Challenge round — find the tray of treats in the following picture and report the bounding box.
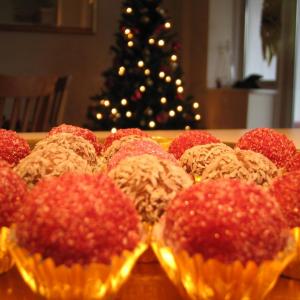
[0,126,300,300]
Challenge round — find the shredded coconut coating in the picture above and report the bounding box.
[168,131,220,159]
[103,128,150,151]
[108,140,177,171]
[48,124,102,155]
[34,133,98,168]
[109,154,193,224]
[0,166,27,227]
[236,128,296,168]
[15,173,140,266]
[0,129,30,166]
[102,135,156,164]
[269,171,300,228]
[180,143,233,177]
[286,152,300,172]
[202,148,280,186]
[14,146,94,187]
[164,179,289,265]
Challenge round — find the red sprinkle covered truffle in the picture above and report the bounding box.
[15,173,140,266]
[48,124,102,155]
[0,159,11,169]
[103,128,150,151]
[236,128,296,168]
[0,166,27,227]
[108,140,177,171]
[168,131,220,159]
[269,171,300,228]
[164,179,289,265]
[0,129,30,166]
[285,152,300,172]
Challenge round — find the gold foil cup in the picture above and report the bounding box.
[283,227,300,279]
[10,241,147,299]
[0,227,14,273]
[152,240,295,300]
[152,136,172,150]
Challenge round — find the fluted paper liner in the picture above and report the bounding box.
[0,227,14,273]
[283,227,300,279]
[10,241,147,299]
[152,239,295,300]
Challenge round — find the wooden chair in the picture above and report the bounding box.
[0,74,70,132]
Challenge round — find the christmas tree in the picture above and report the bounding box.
[86,0,202,131]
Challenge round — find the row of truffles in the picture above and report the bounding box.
[14,125,102,187]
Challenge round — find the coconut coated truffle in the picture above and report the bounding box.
[236,128,296,168]
[202,149,280,186]
[48,124,102,155]
[0,166,27,227]
[269,171,300,228]
[168,131,220,159]
[109,154,193,224]
[180,143,233,177]
[15,146,94,187]
[163,179,289,265]
[0,129,30,166]
[15,173,140,266]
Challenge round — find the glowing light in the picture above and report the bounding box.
[96,113,102,120]
[160,97,167,104]
[118,66,126,76]
[137,60,144,67]
[144,69,151,75]
[126,7,133,14]
[128,41,134,47]
[159,71,166,78]
[139,85,146,92]
[165,76,171,82]
[175,79,182,86]
[124,28,131,35]
[193,102,200,109]
[127,33,133,39]
[185,125,191,130]
[111,108,117,115]
[104,100,110,107]
[169,110,175,117]
[165,22,171,29]
[177,105,183,112]
[100,99,105,105]
[126,111,132,118]
[158,39,165,47]
[171,54,177,61]
[111,128,117,133]
[121,98,127,105]
[177,86,184,93]
[195,114,201,121]
[148,38,155,44]
[149,121,156,128]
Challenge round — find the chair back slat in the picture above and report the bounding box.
[10,98,21,130]
[0,98,5,128]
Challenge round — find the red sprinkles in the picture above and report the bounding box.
[164,179,289,265]
[48,124,102,155]
[168,131,220,159]
[236,128,296,168]
[15,173,140,266]
[269,171,300,228]
[285,152,300,172]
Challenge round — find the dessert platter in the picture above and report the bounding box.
[0,126,299,300]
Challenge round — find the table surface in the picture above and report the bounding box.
[4,128,299,299]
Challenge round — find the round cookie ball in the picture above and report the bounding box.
[269,171,300,228]
[164,179,289,265]
[202,149,280,186]
[109,154,193,224]
[103,128,150,152]
[0,166,27,227]
[108,140,177,171]
[0,129,30,166]
[0,159,11,169]
[180,143,233,177]
[15,173,140,266]
[286,152,300,172]
[15,146,94,187]
[168,131,220,159]
[49,124,102,155]
[236,128,296,168]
